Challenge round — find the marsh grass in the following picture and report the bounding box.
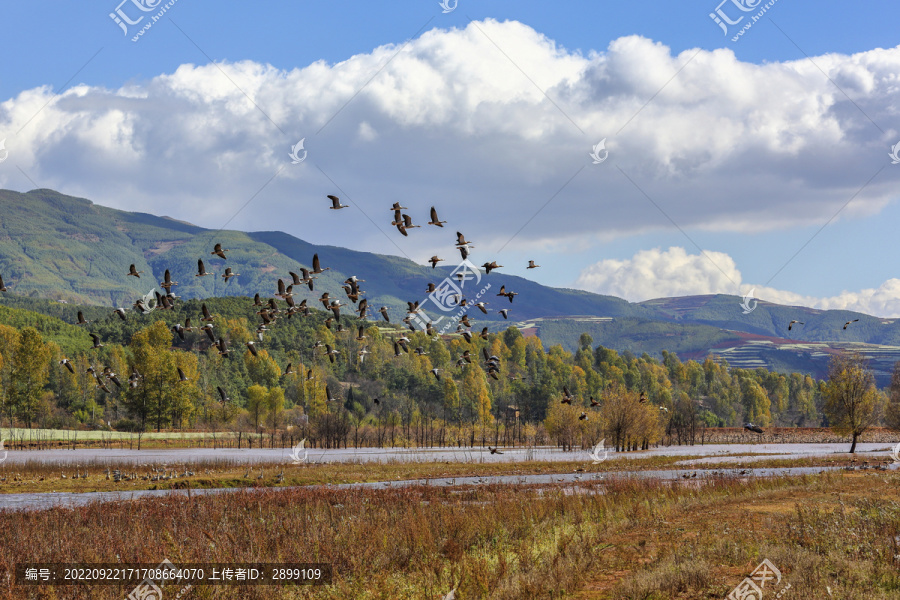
[606,473,900,600]
[0,451,890,495]
[0,473,842,599]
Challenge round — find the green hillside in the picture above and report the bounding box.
[639,294,900,344]
[0,189,646,325]
[3,188,900,388]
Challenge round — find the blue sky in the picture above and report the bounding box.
[1,1,899,314]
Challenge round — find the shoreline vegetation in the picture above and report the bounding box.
[0,453,895,496]
[1,426,897,451]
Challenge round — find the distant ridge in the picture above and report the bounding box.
[1,188,898,385]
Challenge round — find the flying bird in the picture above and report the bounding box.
[211,243,228,259]
[579,412,588,421]
[222,267,239,281]
[76,311,89,325]
[217,386,230,404]
[497,286,517,302]
[114,308,127,321]
[499,309,510,319]
[744,422,763,434]
[843,319,859,330]
[160,269,178,291]
[455,232,473,247]
[89,333,103,349]
[177,367,189,382]
[299,268,316,290]
[788,320,804,331]
[216,337,229,357]
[324,344,339,363]
[482,261,502,274]
[246,341,259,357]
[429,256,444,269]
[311,254,329,274]
[329,300,343,320]
[201,304,214,322]
[0,275,6,292]
[488,446,502,455]
[325,385,336,402]
[430,368,442,381]
[380,307,390,322]
[389,202,408,211]
[328,195,348,210]
[401,214,420,230]
[59,358,75,374]
[129,368,142,388]
[196,259,212,277]
[276,279,291,298]
[428,206,446,227]
[127,264,143,278]
[527,260,540,269]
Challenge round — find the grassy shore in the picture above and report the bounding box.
[0,471,898,598]
[0,453,894,495]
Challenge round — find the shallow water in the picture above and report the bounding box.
[3,464,886,512]
[1,442,896,468]
[2,442,897,512]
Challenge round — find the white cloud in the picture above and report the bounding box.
[0,20,898,269]
[576,246,900,317]
[575,247,743,301]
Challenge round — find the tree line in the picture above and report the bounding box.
[0,298,898,450]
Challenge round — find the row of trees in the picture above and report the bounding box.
[0,297,897,451]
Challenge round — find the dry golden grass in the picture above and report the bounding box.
[0,471,898,598]
[0,452,891,495]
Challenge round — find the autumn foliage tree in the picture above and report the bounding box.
[125,321,200,431]
[823,354,883,453]
[6,327,51,428]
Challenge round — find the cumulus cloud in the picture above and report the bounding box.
[575,246,900,317]
[0,20,898,264]
[574,247,742,300]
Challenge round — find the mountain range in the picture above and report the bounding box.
[2,188,899,385]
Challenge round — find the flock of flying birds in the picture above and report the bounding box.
[44,195,544,411]
[0,194,868,430]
